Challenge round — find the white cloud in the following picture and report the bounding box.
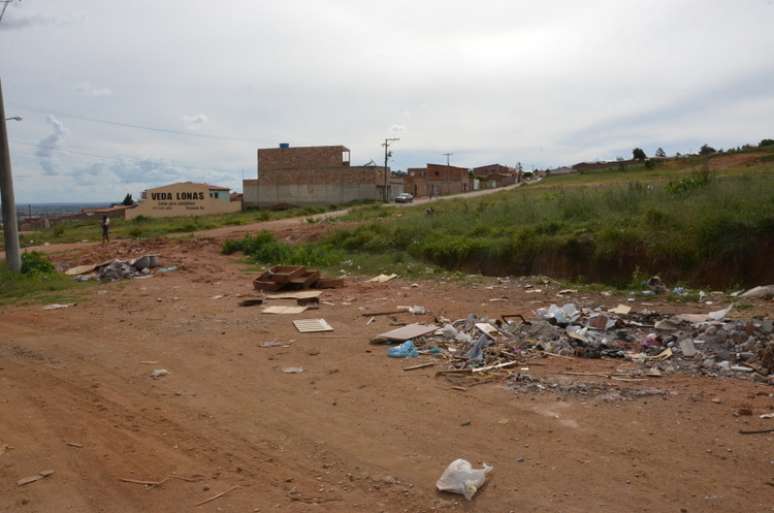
[76,82,113,97]
[3,0,774,201]
[35,115,66,176]
[182,114,209,130]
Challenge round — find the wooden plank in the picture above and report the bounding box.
[265,290,322,300]
[471,361,519,373]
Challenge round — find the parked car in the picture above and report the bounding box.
[394,192,414,204]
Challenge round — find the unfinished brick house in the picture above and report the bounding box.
[472,164,518,189]
[243,144,390,207]
[404,164,470,198]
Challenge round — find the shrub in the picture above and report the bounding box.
[21,252,56,274]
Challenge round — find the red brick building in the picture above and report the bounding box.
[472,164,518,189]
[404,164,470,198]
[243,144,391,207]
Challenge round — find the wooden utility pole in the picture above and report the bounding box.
[0,78,21,272]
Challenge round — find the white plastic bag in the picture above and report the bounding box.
[436,459,493,500]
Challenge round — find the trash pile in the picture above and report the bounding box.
[371,301,774,386]
[253,265,343,292]
[65,254,169,282]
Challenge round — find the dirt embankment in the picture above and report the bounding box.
[1,237,773,512]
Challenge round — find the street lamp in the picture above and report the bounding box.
[5,116,22,122]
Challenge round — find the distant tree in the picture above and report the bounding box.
[760,138,774,147]
[655,147,666,158]
[616,156,624,161]
[675,152,682,158]
[632,147,647,160]
[699,144,716,156]
[121,193,135,206]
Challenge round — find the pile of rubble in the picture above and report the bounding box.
[375,301,774,386]
[65,255,175,282]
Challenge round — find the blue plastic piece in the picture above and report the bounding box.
[388,340,419,358]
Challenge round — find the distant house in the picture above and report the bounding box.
[243,144,393,207]
[472,164,518,189]
[404,164,470,198]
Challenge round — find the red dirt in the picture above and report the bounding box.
[1,239,773,513]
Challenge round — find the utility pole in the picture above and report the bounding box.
[442,152,453,166]
[0,78,21,272]
[382,137,399,202]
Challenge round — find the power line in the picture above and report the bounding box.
[9,103,261,143]
[9,138,249,176]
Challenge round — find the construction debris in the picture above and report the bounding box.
[254,265,341,292]
[64,254,165,282]
[293,319,334,333]
[371,323,440,344]
[367,302,773,387]
[262,305,308,315]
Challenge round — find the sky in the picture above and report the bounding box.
[1,0,773,203]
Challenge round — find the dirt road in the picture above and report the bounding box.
[1,238,772,512]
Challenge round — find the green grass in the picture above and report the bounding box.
[0,253,84,305]
[230,160,774,288]
[16,205,338,248]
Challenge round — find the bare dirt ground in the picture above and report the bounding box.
[1,237,773,513]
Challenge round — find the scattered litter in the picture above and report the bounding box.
[66,442,83,448]
[260,341,291,348]
[194,485,241,507]
[558,289,578,295]
[388,340,419,358]
[408,305,427,315]
[739,428,774,435]
[238,298,264,307]
[760,413,774,419]
[475,322,499,338]
[119,474,204,487]
[211,294,225,300]
[265,290,322,300]
[368,274,398,283]
[254,265,341,292]
[371,323,439,344]
[262,305,308,315]
[608,304,632,315]
[282,367,304,374]
[158,266,177,273]
[43,303,75,311]
[403,362,435,371]
[150,369,169,379]
[65,263,102,276]
[679,339,698,357]
[17,470,54,487]
[536,303,580,325]
[293,318,334,333]
[740,285,774,299]
[436,459,492,501]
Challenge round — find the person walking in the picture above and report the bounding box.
[101,215,110,244]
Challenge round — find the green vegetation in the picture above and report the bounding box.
[0,252,81,305]
[224,158,774,288]
[17,206,334,247]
